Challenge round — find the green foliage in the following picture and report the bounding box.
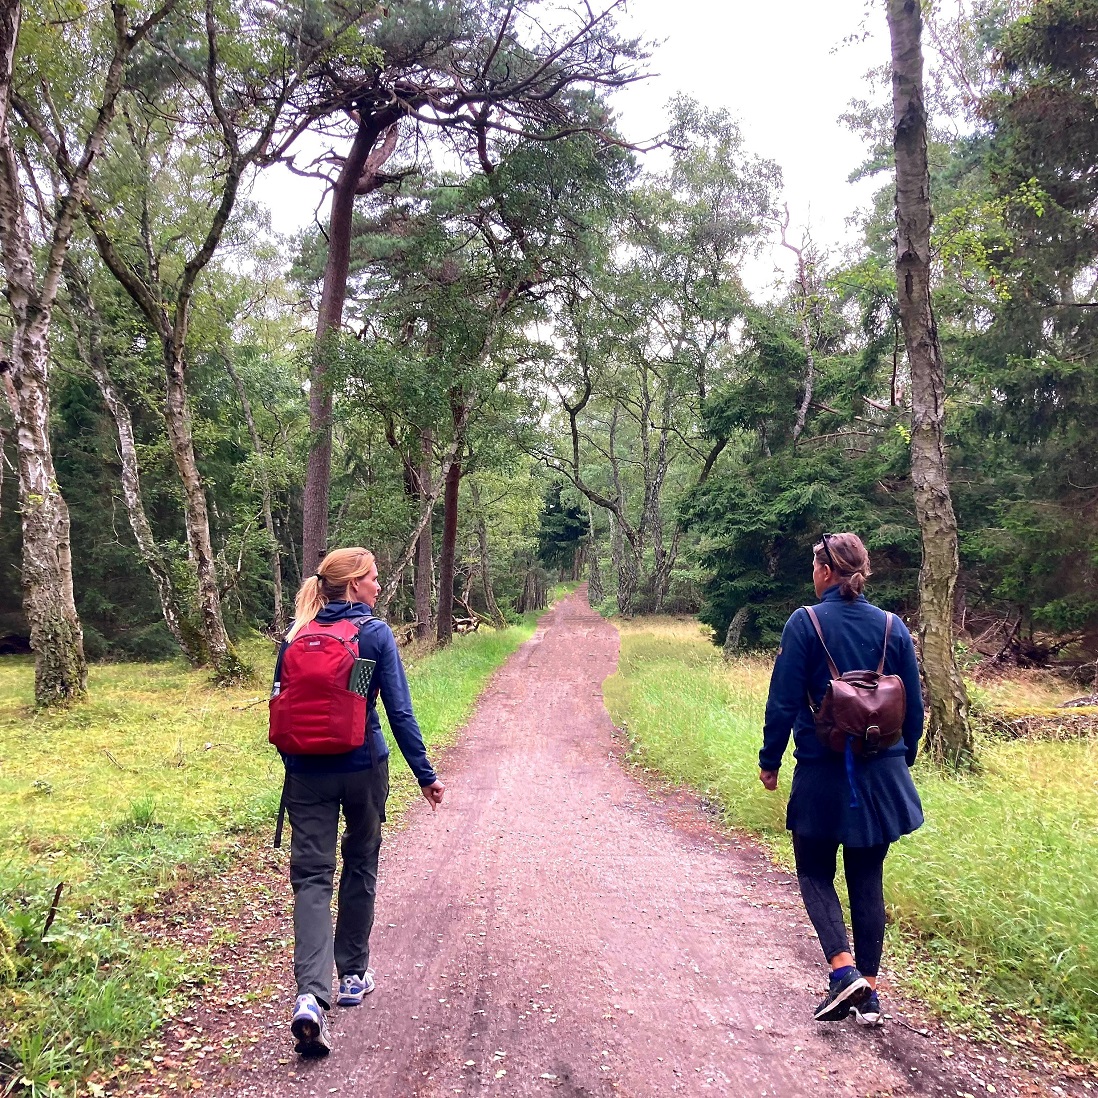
[605,619,1098,1057]
[536,484,587,575]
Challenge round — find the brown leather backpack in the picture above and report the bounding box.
[803,606,906,757]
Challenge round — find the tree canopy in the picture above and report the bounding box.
[1,0,1095,710]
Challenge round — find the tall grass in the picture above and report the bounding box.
[0,616,540,1094]
[603,618,1098,1057]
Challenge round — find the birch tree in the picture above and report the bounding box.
[888,0,974,763]
[0,0,176,704]
[45,0,376,678]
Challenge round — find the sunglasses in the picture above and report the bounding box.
[819,532,837,569]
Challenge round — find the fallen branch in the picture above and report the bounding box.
[42,881,64,938]
[103,748,129,771]
[231,697,268,711]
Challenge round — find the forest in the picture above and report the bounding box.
[2,0,1097,743]
[4,0,1098,1091]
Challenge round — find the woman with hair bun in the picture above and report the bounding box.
[274,547,444,1056]
[758,532,924,1026]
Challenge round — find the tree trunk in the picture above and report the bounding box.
[92,351,198,660]
[888,0,973,765]
[223,352,283,635]
[0,6,86,704]
[2,338,87,703]
[413,429,434,640]
[374,428,466,621]
[164,343,241,680]
[435,454,461,647]
[722,605,751,659]
[61,261,199,661]
[646,389,678,611]
[302,116,400,571]
[471,479,506,627]
[586,504,604,606]
[779,207,817,445]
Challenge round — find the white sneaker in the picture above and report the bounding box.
[290,993,332,1055]
[336,969,376,1006]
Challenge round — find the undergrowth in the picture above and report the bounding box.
[0,615,541,1095]
[603,617,1098,1060]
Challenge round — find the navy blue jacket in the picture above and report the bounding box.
[760,585,925,847]
[760,585,924,771]
[273,602,437,786]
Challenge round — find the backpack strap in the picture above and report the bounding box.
[878,613,894,674]
[803,605,842,680]
[273,769,289,849]
[351,615,385,768]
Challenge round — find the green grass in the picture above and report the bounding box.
[604,617,1098,1059]
[0,616,541,1094]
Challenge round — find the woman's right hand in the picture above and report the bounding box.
[421,779,445,811]
[759,768,779,791]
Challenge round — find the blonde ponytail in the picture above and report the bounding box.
[285,547,376,641]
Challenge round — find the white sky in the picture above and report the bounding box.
[253,0,890,297]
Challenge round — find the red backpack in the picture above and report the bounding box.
[269,618,370,754]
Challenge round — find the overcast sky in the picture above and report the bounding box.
[253,0,891,296]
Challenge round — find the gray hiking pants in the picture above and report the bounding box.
[285,762,389,1008]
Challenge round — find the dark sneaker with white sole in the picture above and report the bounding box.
[813,968,871,1021]
[852,989,883,1026]
[291,993,332,1056]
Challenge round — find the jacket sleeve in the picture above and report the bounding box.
[759,610,810,771]
[365,621,438,786]
[894,618,924,767]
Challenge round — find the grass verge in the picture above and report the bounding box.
[0,614,541,1095]
[603,616,1098,1059]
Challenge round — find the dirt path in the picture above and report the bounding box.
[119,590,1084,1098]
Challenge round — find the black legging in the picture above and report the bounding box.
[792,833,889,977]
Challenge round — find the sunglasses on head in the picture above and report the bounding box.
[820,532,837,569]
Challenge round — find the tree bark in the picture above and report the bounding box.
[888,0,973,764]
[722,605,751,659]
[413,429,434,639]
[223,352,283,635]
[0,341,86,703]
[471,478,506,627]
[302,116,400,571]
[0,0,117,704]
[61,269,198,662]
[94,359,198,657]
[435,452,462,647]
[164,343,238,674]
[779,207,817,445]
[586,504,604,606]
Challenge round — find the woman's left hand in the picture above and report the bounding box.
[759,769,779,791]
[421,779,445,811]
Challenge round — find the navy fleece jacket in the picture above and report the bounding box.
[759,585,924,772]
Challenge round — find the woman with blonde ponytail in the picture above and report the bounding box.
[758,532,924,1028]
[272,547,445,1057]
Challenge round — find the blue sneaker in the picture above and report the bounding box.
[336,970,375,1006]
[813,968,870,1021]
[290,993,332,1056]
